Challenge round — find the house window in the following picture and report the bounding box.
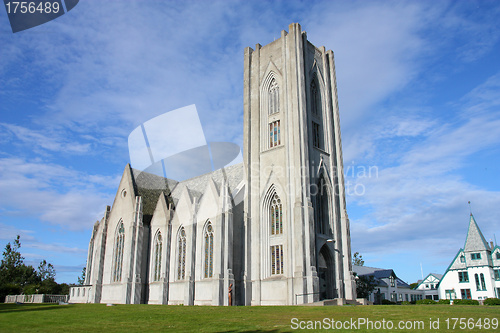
[390,276,395,287]
[458,271,469,282]
[269,120,281,148]
[271,244,284,275]
[445,289,456,300]
[425,284,429,289]
[480,273,487,291]
[312,122,321,149]
[153,232,162,282]
[471,253,481,260]
[475,274,482,291]
[460,255,465,263]
[270,194,283,235]
[460,289,471,299]
[177,227,186,280]
[496,252,500,259]
[112,222,125,282]
[494,269,500,281]
[204,222,214,278]
[269,79,279,115]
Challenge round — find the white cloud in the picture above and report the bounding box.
[0,157,117,230]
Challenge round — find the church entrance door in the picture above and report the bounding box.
[318,245,334,300]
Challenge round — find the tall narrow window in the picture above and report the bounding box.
[271,245,284,275]
[270,194,283,235]
[311,79,320,115]
[480,273,486,291]
[312,122,322,149]
[269,120,281,148]
[204,222,214,278]
[112,222,125,282]
[177,227,186,280]
[475,273,480,291]
[269,79,279,115]
[314,177,330,235]
[153,232,162,282]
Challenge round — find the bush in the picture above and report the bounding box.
[483,298,500,305]
[438,299,450,304]
[453,299,479,305]
[401,301,412,305]
[381,299,396,305]
[416,299,436,305]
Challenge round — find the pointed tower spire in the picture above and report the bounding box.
[464,213,490,252]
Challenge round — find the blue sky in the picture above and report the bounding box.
[1,0,499,285]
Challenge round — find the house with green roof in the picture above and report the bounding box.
[438,214,500,301]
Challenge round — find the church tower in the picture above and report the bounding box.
[243,23,356,305]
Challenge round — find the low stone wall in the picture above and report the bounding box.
[4,294,69,303]
[69,285,93,303]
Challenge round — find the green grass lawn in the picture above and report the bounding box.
[0,303,498,332]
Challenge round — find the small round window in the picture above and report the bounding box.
[121,189,127,198]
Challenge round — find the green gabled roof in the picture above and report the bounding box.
[464,214,490,252]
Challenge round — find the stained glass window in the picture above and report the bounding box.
[269,79,279,115]
[269,120,281,148]
[177,227,186,280]
[270,193,283,235]
[271,245,283,275]
[112,222,125,282]
[204,222,214,278]
[153,232,162,281]
[312,121,321,149]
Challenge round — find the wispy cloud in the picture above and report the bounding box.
[0,157,118,230]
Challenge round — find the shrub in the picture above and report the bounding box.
[438,299,450,304]
[381,299,396,305]
[453,299,479,305]
[483,298,500,306]
[416,299,436,305]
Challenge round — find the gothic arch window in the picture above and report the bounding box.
[112,222,125,282]
[263,73,282,149]
[204,221,214,278]
[269,78,279,115]
[270,193,283,235]
[314,176,331,235]
[177,227,186,280]
[475,273,480,291]
[153,231,162,282]
[265,187,284,276]
[311,75,323,149]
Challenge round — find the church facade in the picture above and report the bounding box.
[69,23,357,306]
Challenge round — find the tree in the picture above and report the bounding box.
[77,266,86,285]
[0,235,67,301]
[38,260,56,281]
[352,252,365,266]
[355,274,377,299]
[409,282,419,290]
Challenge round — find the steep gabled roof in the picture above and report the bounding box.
[464,214,490,252]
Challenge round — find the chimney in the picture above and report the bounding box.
[490,241,494,249]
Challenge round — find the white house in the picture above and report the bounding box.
[438,214,500,301]
[415,273,442,300]
[353,266,423,304]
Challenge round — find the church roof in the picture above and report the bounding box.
[464,214,490,252]
[170,162,244,204]
[130,167,178,216]
[129,163,244,215]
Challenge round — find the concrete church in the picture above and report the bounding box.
[70,23,357,305]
